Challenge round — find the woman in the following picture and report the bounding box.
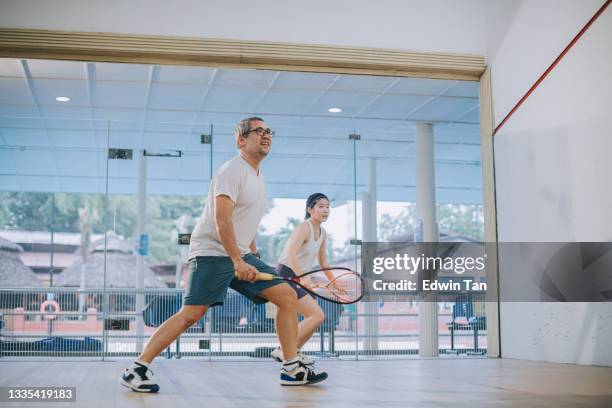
[271,192,337,364]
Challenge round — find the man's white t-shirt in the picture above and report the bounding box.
[188,155,267,259]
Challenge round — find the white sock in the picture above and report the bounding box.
[131,360,150,369]
[283,356,300,366]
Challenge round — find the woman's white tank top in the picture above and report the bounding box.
[278,219,325,273]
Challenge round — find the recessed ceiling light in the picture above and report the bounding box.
[328,107,342,113]
[55,96,70,102]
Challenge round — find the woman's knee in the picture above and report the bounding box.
[314,309,325,325]
[308,306,325,325]
[300,300,325,325]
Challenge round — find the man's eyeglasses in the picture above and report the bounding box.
[246,127,275,137]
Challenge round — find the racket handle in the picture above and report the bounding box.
[256,272,276,281]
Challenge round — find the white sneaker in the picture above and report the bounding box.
[271,347,315,365]
[280,359,327,386]
[120,362,160,393]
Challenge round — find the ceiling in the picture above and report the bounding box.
[0,58,482,204]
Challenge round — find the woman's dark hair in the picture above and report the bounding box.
[305,193,329,219]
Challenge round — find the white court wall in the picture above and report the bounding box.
[490,0,612,366]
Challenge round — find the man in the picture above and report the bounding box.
[121,117,327,393]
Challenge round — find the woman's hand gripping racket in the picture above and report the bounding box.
[257,267,364,304]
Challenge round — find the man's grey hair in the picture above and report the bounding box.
[236,117,265,138]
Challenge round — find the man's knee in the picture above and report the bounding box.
[178,306,207,327]
[269,287,298,309]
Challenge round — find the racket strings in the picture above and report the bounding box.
[305,270,363,304]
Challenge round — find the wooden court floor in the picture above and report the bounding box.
[1,357,611,407]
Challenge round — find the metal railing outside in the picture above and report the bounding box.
[0,287,487,360]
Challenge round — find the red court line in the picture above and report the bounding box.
[493,0,611,136]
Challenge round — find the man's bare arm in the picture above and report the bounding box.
[215,195,257,281]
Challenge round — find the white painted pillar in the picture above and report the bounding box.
[136,151,147,353]
[416,123,439,357]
